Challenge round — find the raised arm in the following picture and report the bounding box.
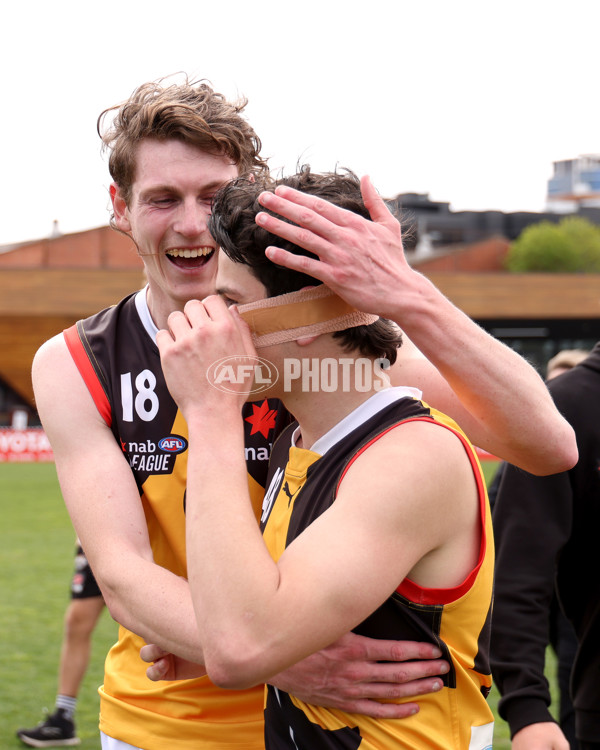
[255,178,577,475]
[31,334,205,666]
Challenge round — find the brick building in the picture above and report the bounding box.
[1,223,599,426]
[0,226,144,425]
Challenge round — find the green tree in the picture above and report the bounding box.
[506,216,600,272]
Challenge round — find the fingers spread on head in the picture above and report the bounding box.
[360,176,393,224]
[258,191,343,240]
[270,186,347,226]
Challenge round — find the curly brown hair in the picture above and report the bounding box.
[209,167,402,364]
[98,75,268,208]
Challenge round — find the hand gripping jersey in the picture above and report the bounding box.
[261,388,495,750]
[64,289,290,750]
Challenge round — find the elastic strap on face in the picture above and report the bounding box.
[237,285,379,348]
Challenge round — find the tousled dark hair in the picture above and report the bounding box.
[209,166,402,364]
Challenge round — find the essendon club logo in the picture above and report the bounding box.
[206,355,279,395]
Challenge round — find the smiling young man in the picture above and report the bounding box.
[32,80,449,750]
[113,139,238,325]
[33,80,284,750]
[152,170,497,748]
[32,79,576,750]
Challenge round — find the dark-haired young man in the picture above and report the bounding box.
[33,77,575,750]
[150,169,497,748]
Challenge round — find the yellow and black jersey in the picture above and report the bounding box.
[64,288,291,750]
[261,388,494,750]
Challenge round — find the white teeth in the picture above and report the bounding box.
[167,247,213,258]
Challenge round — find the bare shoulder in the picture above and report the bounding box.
[338,415,478,534]
[32,332,72,379]
[32,332,106,446]
[390,336,482,442]
[33,334,82,408]
[333,412,481,587]
[390,335,441,391]
[358,416,473,474]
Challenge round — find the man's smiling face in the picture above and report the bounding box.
[112,138,238,325]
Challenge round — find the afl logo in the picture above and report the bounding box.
[158,435,188,454]
[207,355,279,395]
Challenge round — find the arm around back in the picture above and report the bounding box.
[31,334,205,664]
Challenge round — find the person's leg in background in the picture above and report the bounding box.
[17,546,105,747]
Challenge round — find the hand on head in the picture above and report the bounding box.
[256,175,410,319]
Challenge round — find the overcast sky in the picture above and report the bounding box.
[2,0,598,245]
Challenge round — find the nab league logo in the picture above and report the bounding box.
[206,355,279,395]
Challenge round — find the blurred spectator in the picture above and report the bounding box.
[491,345,599,750]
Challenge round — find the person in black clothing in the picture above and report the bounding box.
[491,342,600,750]
[488,349,588,750]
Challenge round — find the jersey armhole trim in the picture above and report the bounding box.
[63,324,112,428]
[335,415,488,605]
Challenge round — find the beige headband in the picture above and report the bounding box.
[237,286,379,348]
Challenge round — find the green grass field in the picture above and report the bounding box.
[0,463,115,749]
[0,461,557,748]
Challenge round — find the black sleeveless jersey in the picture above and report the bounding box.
[260,392,494,749]
[63,289,291,749]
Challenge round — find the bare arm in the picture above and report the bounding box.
[37,329,447,716]
[157,296,478,689]
[268,635,448,717]
[255,179,577,475]
[32,334,205,666]
[142,634,449,719]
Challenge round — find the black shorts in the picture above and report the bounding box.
[70,545,102,600]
